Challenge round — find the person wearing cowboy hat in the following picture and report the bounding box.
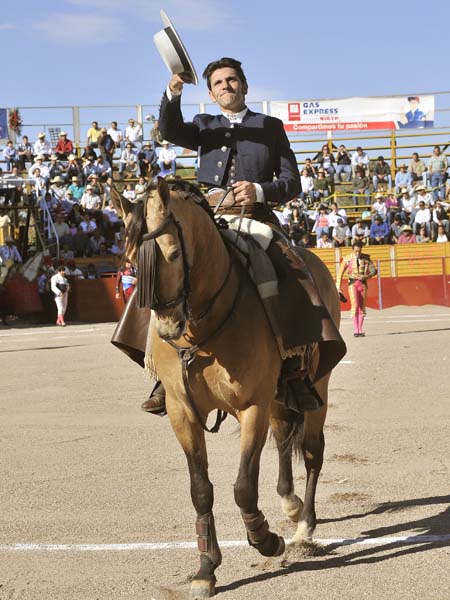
[68,176,85,201]
[48,154,65,181]
[28,154,50,181]
[33,132,52,159]
[413,184,433,207]
[371,192,388,223]
[80,184,101,212]
[55,131,74,160]
[399,187,415,224]
[157,140,176,178]
[66,154,82,181]
[313,168,331,201]
[50,175,66,203]
[397,224,417,244]
[83,155,100,180]
[395,163,413,195]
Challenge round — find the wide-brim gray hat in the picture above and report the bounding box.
[153,9,198,85]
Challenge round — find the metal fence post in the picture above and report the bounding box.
[72,106,80,151]
[377,260,383,310]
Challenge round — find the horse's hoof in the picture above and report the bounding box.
[273,534,286,557]
[292,520,314,543]
[190,578,216,599]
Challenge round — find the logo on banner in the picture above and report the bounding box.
[288,103,301,121]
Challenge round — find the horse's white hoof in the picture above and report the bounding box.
[292,520,313,543]
[281,494,303,522]
[190,579,216,599]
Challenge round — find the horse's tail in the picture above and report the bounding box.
[270,412,304,461]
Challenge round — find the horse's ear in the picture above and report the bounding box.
[156,176,170,209]
[110,183,133,219]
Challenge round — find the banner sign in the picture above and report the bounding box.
[0,109,7,139]
[270,95,435,132]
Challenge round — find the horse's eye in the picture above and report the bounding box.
[168,249,181,262]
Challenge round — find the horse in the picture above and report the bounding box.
[113,177,342,599]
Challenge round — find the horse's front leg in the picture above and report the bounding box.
[293,375,329,542]
[235,403,285,557]
[167,400,221,599]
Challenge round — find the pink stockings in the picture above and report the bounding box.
[352,313,364,334]
[350,280,366,335]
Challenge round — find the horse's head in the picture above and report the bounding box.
[116,177,192,341]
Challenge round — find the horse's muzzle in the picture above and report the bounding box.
[156,316,186,341]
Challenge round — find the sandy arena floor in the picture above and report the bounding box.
[1,305,450,600]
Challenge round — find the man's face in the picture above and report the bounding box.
[409,100,419,110]
[208,67,247,113]
[353,246,362,257]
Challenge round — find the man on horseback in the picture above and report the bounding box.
[130,57,345,415]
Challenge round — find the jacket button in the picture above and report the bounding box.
[217,161,223,168]
[214,175,219,182]
[221,146,227,152]
[225,132,232,138]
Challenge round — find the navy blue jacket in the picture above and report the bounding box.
[158,92,301,206]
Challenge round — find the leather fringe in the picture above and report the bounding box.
[137,239,157,309]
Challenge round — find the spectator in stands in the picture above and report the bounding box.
[80,212,97,234]
[115,259,137,303]
[390,214,404,244]
[157,141,177,177]
[328,201,347,227]
[138,142,158,178]
[351,218,370,246]
[385,189,400,224]
[125,118,143,152]
[304,158,317,178]
[80,185,101,212]
[65,259,84,278]
[110,237,125,256]
[409,152,427,185]
[90,229,106,255]
[371,192,388,223]
[351,146,369,176]
[119,143,139,178]
[102,176,113,207]
[94,155,111,181]
[73,225,90,257]
[317,231,333,249]
[55,131,73,160]
[50,176,66,203]
[51,265,69,326]
[315,144,336,179]
[399,188,415,224]
[2,167,23,205]
[123,183,136,202]
[86,173,103,195]
[288,206,308,239]
[83,156,99,180]
[103,201,121,235]
[52,212,71,247]
[85,263,99,279]
[98,128,115,167]
[369,216,389,245]
[435,224,449,243]
[60,189,75,214]
[300,168,314,203]
[335,145,352,182]
[397,224,417,244]
[413,184,433,207]
[428,145,448,201]
[2,141,18,171]
[0,235,22,263]
[312,205,330,242]
[68,176,85,202]
[332,218,350,247]
[86,121,102,148]
[33,133,52,159]
[135,176,148,198]
[30,168,47,200]
[66,154,82,181]
[81,145,97,162]
[48,155,65,182]
[296,233,314,248]
[431,200,450,238]
[313,168,330,202]
[107,121,123,150]
[413,200,431,235]
[394,164,413,194]
[416,225,430,243]
[352,166,370,206]
[372,156,392,191]
[17,135,34,170]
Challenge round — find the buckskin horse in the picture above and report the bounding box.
[113,177,343,599]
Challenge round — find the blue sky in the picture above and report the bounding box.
[1,0,449,110]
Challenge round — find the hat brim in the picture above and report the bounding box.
[153,10,198,85]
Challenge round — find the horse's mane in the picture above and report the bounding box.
[125,178,218,259]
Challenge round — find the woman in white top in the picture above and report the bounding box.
[435,224,449,243]
[50,265,70,326]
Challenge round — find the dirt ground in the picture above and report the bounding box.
[1,305,450,600]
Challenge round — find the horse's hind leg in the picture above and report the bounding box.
[235,404,285,557]
[270,415,304,523]
[293,375,329,542]
[168,404,221,599]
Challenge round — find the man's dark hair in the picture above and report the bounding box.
[352,240,364,249]
[202,57,248,92]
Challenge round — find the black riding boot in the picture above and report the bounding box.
[281,357,323,412]
[141,380,167,416]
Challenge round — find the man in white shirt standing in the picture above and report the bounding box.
[124,118,143,152]
[107,121,123,150]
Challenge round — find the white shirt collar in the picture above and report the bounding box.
[221,107,248,124]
